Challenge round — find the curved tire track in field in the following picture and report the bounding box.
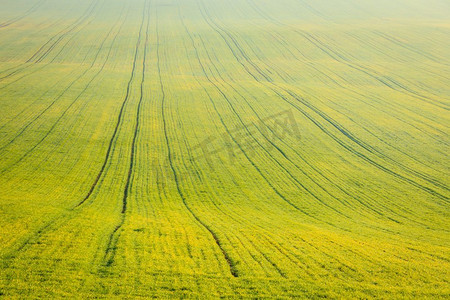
[103,0,149,267]
[0,12,120,153]
[0,0,46,29]
[192,35,427,227]
[187,4,436,232]
[158,5,239,278]
[0,0,99,81]
[0,68,78,132]
[198,0,449,204]
[245,5,449,140]
[183,6,313,217]
[0,7,128,174]
[75,12,143,211]
[196,0,407,226]
[247,0,450,111]
[239,6,449,183]
[29,0,99,64]
[372,31,450,67]
[0,5,80,83]
[178,7,294,277]
[169,48,362,275]
[0,3,130,261]
[199,17,442,221]
[247,0,449,110]
[181,6,389,278]
[296,31,449,110]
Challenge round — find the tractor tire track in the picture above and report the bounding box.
[188,7,433,229]
[296,31,449,110]
[208,12,449,195]
[229,4,450,145]
[185,4,311,217]
[0,0,46,29]
[198,2,414,235]
[158,5,239,278]
[0,68,79,133]
[246,0,449,111]
[372,30,450,67]
[0,4,78,77]
[193,35,424,225]
[103,0,149,267]
[197,0,403,219]
[199,0,449,203]
[192,38,355,220]
[0,0,99,81]
[30,0,100,64]
[182,3,365,241]
[0,8,127,174]
[0,4,121,153]
[0,1,131,261]
[244,14,449,167]
[243,9,449,140]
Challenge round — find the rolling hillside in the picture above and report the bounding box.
[0,0,449,298]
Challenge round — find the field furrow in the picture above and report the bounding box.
[0,0,448,298]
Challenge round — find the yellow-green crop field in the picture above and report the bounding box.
[0,0,449,298]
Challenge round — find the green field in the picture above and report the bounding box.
[0,0,449,298]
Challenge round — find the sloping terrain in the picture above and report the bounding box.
[0,0,449,298]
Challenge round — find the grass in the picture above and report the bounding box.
[0,0,449,298]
